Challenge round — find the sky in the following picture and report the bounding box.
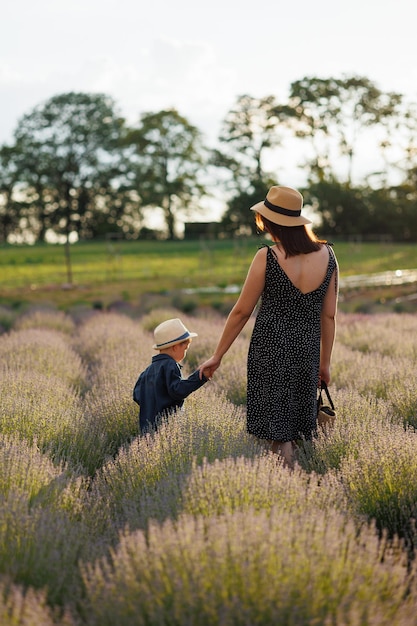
[2,0,417,224]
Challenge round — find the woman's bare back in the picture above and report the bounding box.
[271,244,330,295]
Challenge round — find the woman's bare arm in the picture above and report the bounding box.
[320,258,339,385]
[199,247,267,378]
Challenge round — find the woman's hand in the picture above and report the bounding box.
[199,355,221,380]
[319,365,331,386]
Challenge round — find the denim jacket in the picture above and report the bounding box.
[133,353,207,432]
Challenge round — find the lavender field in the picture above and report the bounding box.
[1,307,417,625]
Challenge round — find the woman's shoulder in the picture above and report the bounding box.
[254,244,270,257]
[315,242,335,256]
[322,242,338,262]
[249,245,269,269]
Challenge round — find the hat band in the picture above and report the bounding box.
[264,199,301,217]
[156,331,190,347]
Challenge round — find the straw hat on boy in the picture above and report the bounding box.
[153,318,198,350]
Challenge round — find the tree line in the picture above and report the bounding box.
[1,75,417,244]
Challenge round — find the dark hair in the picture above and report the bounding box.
[255,214,326,257]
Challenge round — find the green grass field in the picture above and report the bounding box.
[1,238,417,312]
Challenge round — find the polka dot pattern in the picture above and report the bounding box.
[247,245,337,442]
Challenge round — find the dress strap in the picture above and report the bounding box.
[326,243,338,292]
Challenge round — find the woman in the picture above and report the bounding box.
[199,185,338,468]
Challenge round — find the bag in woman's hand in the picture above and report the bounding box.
[317,381,336,430]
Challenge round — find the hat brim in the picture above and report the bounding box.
[152,331,198,350]
[250,201,311,226]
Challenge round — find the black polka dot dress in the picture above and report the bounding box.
[247,245,336,442]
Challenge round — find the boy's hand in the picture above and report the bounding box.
[203,367,215,380]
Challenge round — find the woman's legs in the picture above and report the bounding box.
[270,440,294,469]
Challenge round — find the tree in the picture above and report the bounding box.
[11,92,132,281]
[286,76,403,185]
[0,145,22,242]
[305,180,372,238]
[124,109,206,239]
[220,178,272,237]
[375,99,417,187]
[12,92,131,239]
[213,94,285,235]
[215,94,283,181]
[305,179,417,242]
[366,181,417,241]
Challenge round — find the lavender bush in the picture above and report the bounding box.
[0,308,417,624]
[0,582,74,626]
[70,312,152,473]
[80,508,417,626]
[339,422,417,544]
[0,434,68,502]
[0,369,84,458]
[296,388,393,473]
[181,454,347,517]
[13,309,76,334]
[0,492,89,607]
[336,312,417,359]
[88,386,260,532]
[0,328,87,390]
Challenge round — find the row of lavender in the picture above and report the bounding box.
[1,308,417,625]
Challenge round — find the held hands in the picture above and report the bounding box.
[199,355,221,380]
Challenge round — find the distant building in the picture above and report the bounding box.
[183,222,221,239]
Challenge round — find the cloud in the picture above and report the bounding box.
[0,62,57,142]
[0,35,240,147]
[54,39,237,140]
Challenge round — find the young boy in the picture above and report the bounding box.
[133,318,209,433]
